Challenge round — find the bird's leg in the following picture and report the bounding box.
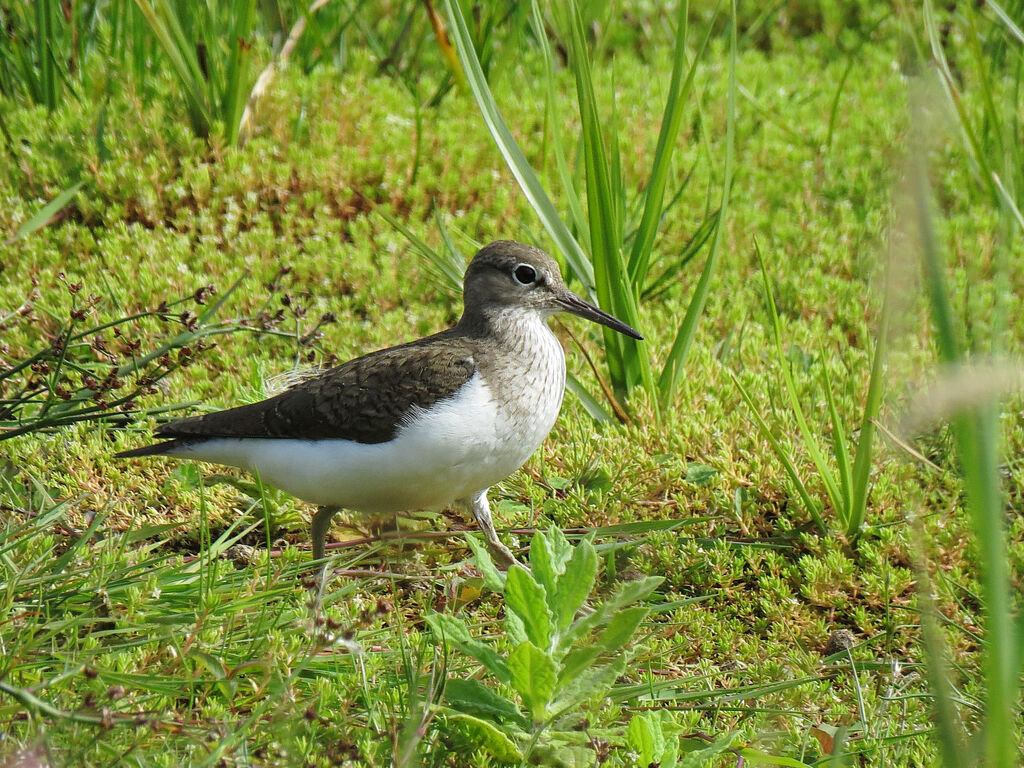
[464,490,519,569]
[311,505,339,562]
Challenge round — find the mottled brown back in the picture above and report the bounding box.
[152,331,477,445]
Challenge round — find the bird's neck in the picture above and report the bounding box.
[456,304,552,345]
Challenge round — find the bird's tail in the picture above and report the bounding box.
[114,440,186,459]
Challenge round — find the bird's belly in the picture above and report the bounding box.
[169,373,561,512]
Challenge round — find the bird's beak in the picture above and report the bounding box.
[556,291,643,340]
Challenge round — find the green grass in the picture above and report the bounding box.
[1,3,1022,766]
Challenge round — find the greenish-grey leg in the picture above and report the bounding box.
[464,490,518,569]
[311,505,339,562]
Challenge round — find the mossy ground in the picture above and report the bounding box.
[1,7,1020,767]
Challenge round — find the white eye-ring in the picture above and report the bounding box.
[513,263,537,285]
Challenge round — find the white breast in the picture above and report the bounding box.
[169,316,567,513]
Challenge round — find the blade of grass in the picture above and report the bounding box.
[441,0,596,297]
[657,0,736,407]
[846,266,890,537]
[819,361,853,518]
[133,0,214,137]
[566,0,648,398]
[911,79,1019,765]
[10,180,87,243]
[730,371,827,533]
[529,1,589,252]
[221,0,256,146]
[627,0,714,285]
[753,240,845,518]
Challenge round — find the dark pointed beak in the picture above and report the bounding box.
[556,291,643,340]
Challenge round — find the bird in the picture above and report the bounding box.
[116,240,642,567]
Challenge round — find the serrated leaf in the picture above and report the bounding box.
[460,639,512,686]
[444,712,524,763]
[559,610,603,653]
[529,529,559,596]
[508,641,557,723]
[504,608,528,646]
[597,606,648,654]
[425,613,511,684]
[444,679,526,727]
[553,538,597,631]
[679,732,740,766]
[465,533,505,592]
[685,462,718,486]
[662,738,680,768]
[505,565,552,649]
[424,612,471,644]
[606,576,663,613]
[548,525,573,562]
[557,646,601,686]
[552,655,625,715]
[628,711,665,767]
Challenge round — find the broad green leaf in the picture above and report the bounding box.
[503,607,528,647]
[424,612,471,643]
[504,565,552,650]
[679,732,740,766]
[552,655,625,715]
[597,606,648,654]
[561,576,661,650]
[628,711,665,768]
[685,462,718,486]
[458,640,511,686]
[465,534,506,592]
[557,646,601,687]
[444,712,524,763]
[425,613,511,684]
[187,648,227,680]
[607,575,662,612]
[508,641,556,723]
[530,743,600,766]
[530,526,573,615]
[444,679,526,727]
[529,529,558,595]
[553,537,597,631]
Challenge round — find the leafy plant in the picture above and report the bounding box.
[731,242,889,537]
[0,276,248,442]
[132,0,259,144]
[425,527,662,764]
[441,0,738,415]
[0,0,104,111]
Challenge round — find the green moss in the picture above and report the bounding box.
[2,4,1020,765]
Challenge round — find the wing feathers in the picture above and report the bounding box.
[139,334,477,446]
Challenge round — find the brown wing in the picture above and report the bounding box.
[153,335,476,445]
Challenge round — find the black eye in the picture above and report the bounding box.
[513,263,537,285]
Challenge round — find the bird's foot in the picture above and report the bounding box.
[486,538,520,570]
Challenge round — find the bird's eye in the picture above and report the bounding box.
[513,263,537,285]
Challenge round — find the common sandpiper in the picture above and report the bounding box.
[117,240,643,567]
